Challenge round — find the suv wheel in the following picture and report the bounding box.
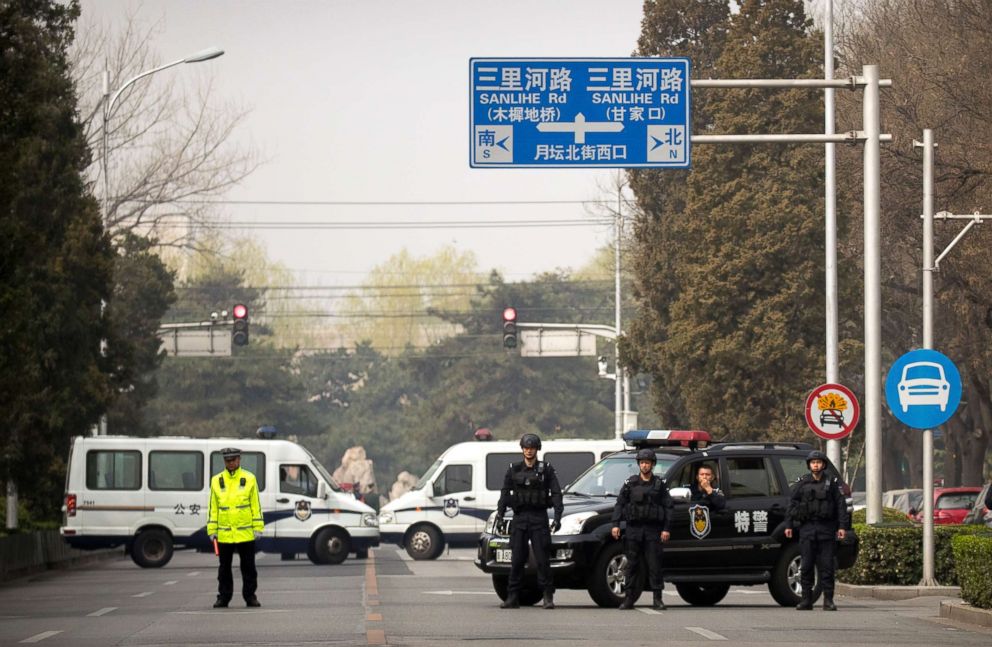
[587,541,642,608]
[492,574,543,606]
[675,583,730,606]
[405,524,444,560]
[769,542,821,606]
[131,528,173,568]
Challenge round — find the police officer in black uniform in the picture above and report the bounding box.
[611,448,673,610]
[785,450,849,611]
[496,433,564,610]
[689,463,726,511]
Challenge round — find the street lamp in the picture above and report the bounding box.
[94,46,223,436]
[100,46,224,231]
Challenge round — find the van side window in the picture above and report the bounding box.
[280,464,318,497]
[486,453,520,490]
[149,451,203,491]
[210,452,266,491]
[86,450,141,490]
[436,464,472,496]
[544,452,594,487]
[726,457,780,497]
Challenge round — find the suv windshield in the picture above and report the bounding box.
[566,454,677,496]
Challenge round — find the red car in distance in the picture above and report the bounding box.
[911,487,983,525]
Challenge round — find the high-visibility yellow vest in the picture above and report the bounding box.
[207,467,263,543]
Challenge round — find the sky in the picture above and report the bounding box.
[79,0,648,286]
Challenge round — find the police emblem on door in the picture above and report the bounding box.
[295,500,312,522]
[689,504,711,539]
[443,498,460,518]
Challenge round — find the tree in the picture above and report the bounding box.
[836,0,992,486]
[627,0,830,440]
[0,0,114,518]
[70,8,258,249]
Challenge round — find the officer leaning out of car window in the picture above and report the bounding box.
[611,448,673,610]
[784,450,849,612]
[689,463,726,511]
[495,433,564,610]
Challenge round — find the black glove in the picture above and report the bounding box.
[550,518,561,533]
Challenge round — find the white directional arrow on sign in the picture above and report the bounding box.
[536,112,624,144]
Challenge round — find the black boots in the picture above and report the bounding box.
[500,595,520,609]
[823,594,837,611]
[618,592,636,610]
[795,593,813,610]
[246,597,261,608]
[213,598,229,608]
[543,591,555,609]
[652,590,666,610]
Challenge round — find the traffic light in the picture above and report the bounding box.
[232,303,249,346]
[502,306,517,349]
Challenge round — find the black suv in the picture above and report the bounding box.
[474,430,858,608]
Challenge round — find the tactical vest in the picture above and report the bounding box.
[511,462,550,508]
[624,476,666,523]
[795,478,835,522]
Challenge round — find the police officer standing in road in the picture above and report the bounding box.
[207,447,264,608]
[611,448,673,610]
[690,463,726,511]
[496,433,564,610]
[785,450,848,611]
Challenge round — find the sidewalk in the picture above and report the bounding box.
[837,582,992,629]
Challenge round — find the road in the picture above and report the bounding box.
[1,547,989,646]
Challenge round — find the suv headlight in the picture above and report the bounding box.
[362,513,379,527]
[554,511,596,536]
[378,511,395,525]
[485,511,498,535]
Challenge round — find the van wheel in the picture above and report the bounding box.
[769,542,821,606]
[131,529,173,568]
[675,583,730,606]
[587,541,641,608]
[406,525,443,560]
[311,527,350,565]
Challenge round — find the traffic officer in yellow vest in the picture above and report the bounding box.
[207,447,264,608]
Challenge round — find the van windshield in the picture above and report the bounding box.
[565,455,677,497]
[305,450,343,492]
[414,459,443,490]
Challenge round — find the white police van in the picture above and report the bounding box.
[61,430,379,567]
[378,437,623,559]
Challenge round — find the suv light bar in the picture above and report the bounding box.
[623,429,711,448]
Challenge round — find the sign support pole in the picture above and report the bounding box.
[918,128,937,585]
[824,0,842,472]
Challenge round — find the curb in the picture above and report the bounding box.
[836,582,960,600]
[940,600,992,628]
[0,548,124,585]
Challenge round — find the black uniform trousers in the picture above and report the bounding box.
[623,524,664,593]
[217,540,258,602]
[798,526,837,596]
[508,509,553,595]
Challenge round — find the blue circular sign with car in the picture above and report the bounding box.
[884,349,961,429]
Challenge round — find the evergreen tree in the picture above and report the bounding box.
[0,0,114,516]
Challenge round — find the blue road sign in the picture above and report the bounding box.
[884,349,962,429]
[470,58,691,169]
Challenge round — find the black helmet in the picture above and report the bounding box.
[520,433,542,449]
[806,450,827,467]
[635,448,657,463]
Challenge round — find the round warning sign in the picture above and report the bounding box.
[805,383,860,440]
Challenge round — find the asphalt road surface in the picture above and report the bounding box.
[1,547,989,646]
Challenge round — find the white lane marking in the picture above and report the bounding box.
[686,627,728,641]
[132,591,154,598]
[187,571,200,577]
[19,631,63,643]
[163,581,178,586]
[637,608,663,615]
[169,609,289,615]
[422,590,495,596]
[87,607,118,617]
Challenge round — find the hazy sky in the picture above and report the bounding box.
[79,0,647,286]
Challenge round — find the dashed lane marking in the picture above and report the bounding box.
[170,610,289,615]
[132,591,153,598]
[637,608,663,615]
[87,607,118,617]
[187,571,200,577]
[163,580,177,586]
[686,626,728,641]
[19,631,62,643]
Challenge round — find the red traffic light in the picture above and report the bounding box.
[233,304,248,319]
[502,307,517,322]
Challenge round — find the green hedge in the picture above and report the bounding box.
[838,522,992,585]
[952,534,992,609]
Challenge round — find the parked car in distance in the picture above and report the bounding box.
[851,492,866,512]
[961,483,991,526]
[882,488,923,519]
[910,487,983,525]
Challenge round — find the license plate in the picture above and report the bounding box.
[496,549,512,563]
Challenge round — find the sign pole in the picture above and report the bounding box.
[919,128,937,585]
